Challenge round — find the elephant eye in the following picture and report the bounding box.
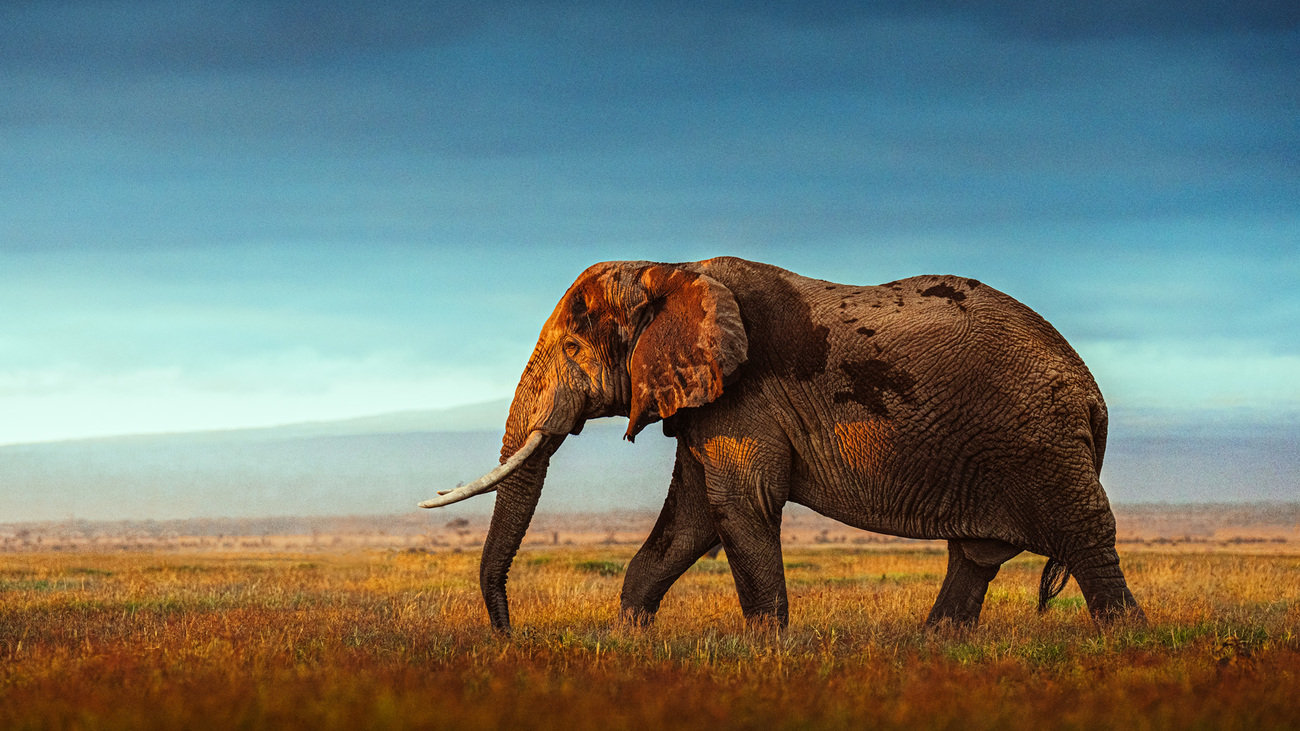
[563,340,582,358]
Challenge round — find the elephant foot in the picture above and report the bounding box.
[619,605,658,627]
[925,591,992,628]
[925,605,983,628]
[737,587,790,630]
[1067,546,1146,627]
[742,611,788,632]
[1087,587,1146,626]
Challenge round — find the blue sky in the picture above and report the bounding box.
[1,1,1297,444]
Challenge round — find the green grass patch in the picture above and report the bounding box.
[573,560,624,577]
[943,642,987,664]
[783,561,821,570]
[122,598,190,615]
[689,561,730,574]
[67,567,114,577]
[1043,596,1086,611]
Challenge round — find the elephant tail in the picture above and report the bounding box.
[1038,557,1071,612]
[1088,397,1108,474]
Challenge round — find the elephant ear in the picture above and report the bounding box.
[625,266,747,441]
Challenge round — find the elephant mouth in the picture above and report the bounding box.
[417,430,550,509]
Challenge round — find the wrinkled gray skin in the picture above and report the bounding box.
[460,257,1143,632]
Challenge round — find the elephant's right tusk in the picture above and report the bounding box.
[418,430,547,509]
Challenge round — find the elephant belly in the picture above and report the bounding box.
[785,452,1004,542]
[786,468,932,540]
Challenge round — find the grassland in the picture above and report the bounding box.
[3,537,1300,730]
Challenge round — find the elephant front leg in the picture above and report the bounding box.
[697,434,792,628]
[621,444,719,625]
[712,500,788,627]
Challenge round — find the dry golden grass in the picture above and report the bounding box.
[2,544,1299,729]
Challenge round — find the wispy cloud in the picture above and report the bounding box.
[1,1,1296,442]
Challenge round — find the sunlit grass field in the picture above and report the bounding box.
[2,545,1299,729]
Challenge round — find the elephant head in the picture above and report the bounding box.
[420,261,748,630]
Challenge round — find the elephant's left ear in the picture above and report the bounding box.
[625,266,747,441]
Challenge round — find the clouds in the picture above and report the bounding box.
[0,1,485,72]
[0,1,1296,442]
[3,0,1295,259]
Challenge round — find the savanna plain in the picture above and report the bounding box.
[3,507,1299,730]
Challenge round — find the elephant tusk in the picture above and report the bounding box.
[418,430,548,509]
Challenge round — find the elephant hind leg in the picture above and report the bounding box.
[621,444,719,625]
[1046,482,1145,624]
[1063,545,1145,624]
[925,539,1019,627]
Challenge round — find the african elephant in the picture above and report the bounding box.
[421,257,1143,631]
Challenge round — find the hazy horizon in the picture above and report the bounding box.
[2,397,1296,522]
[5,394,1298,448]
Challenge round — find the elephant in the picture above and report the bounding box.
[421,257,1143,632]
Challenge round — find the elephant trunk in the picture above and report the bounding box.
[479,432,563,631]
[478,360,578,631]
